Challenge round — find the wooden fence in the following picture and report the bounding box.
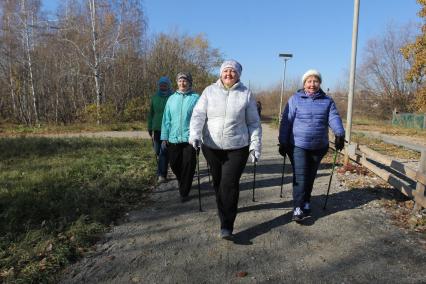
[344,142,426,210]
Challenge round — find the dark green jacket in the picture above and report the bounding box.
[147,91,171,131]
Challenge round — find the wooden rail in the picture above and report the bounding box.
[343,143,426,209]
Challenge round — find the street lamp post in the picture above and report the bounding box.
[278,53,293,124]
[344,0,360,165]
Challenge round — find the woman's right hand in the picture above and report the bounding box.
[161,140,168,151]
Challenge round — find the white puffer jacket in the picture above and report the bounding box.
[189,79,262,155]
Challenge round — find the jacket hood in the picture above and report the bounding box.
[157,76,172,96]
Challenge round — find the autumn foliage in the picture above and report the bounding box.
[401,0,426,111]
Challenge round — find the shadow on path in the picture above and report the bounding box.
[233,186,402,245]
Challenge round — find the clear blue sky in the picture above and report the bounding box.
[42,0,421,91]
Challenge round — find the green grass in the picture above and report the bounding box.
[0,137,156,283]
[0,122,146,135]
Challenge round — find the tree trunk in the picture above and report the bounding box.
[22,0,39,126]
[89,0,102,125]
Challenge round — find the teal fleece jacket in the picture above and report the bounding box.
[160,91,200,143]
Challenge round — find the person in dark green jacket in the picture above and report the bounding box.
[161,72,200,202]
[148,76,173,183]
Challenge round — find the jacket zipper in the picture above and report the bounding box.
[221,90,229,149]
[180,94,184,143]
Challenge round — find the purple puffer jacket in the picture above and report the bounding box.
[278,89,345,150]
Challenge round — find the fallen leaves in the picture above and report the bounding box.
[379,199,426,233]
[336,161,426,241]
[236,271,248,277]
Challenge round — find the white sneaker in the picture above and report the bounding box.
[292,207,305,222]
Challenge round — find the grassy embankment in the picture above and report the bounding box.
[0,122,145,136]
[0,136,156,283]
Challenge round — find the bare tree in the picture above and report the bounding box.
[19,0,40,125]
[0,0,223,125]
[357,23,418,118]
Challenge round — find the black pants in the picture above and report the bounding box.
[152,131,169,177]
[168,142,196,197]
[202,145,249,231]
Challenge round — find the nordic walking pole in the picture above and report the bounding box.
[252,160,257,202]
[207,162,211,184]
[196,148,202,212]
[280,155,286,198]
[323,148,339,210]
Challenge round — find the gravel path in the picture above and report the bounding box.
[61,124,426,283]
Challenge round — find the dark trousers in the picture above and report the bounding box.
[168,143,196,197]
[202,145,249,231]
[287,145,328,209]
[152,131,169,177]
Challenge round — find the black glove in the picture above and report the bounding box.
[335,135,345,151]
[148,130,153,137]
[279,144,287,157]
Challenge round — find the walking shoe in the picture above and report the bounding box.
[180,195,190,203]
[292,207,305,222]
[302,202,311,216]
[157,176,167,183]
[220,229,233,241]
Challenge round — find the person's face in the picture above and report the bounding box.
[303,76,321,94]
[178,78,190,92]
[221,68,239,88]
[159,83,169,92]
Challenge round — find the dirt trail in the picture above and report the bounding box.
[61,124,426,283]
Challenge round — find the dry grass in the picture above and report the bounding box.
[352,117,426,140]
[351,133,420,160]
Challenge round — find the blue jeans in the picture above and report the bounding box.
[287,145,328,209]
[152,131,169,177]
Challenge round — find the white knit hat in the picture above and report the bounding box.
[302,69,322,84]
[220,60,242,77]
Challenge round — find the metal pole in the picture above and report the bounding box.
[252,161,257,202]
[278,59,288,124]
[196,150,202,212]
[280,155,286,198]
[344,0,360,165]
[323,149,339,210]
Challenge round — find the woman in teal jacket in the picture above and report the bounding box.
[161,72,200,202]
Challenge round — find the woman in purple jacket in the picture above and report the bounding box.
[278,69,345,222]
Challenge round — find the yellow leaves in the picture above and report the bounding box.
[419,0,426,17]
[401,0,426,110]
[104,12,116,28]
[193,34,209,50]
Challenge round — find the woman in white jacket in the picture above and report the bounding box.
[189,60,262,240]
